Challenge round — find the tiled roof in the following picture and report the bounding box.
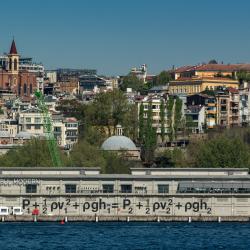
[228,87,239,93]
[172,65,196,73]
[196,64,250,71]
[172,64,250,73]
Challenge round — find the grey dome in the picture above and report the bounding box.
[101,136,137,151]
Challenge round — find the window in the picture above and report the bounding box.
[24,83,27,95]
[34,125,41,130]
[65,184,76,193]
[158,184,169,194]
[14,59,17,71]
[26,125,31,129]
[26,184,37,193]
[26,117,31,123]
[120,184,132,193]
[35,118,41,123]
[9,58,12,70]
[30,84,33,94]
[102,184,114,193]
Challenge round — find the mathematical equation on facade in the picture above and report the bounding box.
[22,198,212,215]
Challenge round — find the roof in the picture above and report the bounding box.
[101,135,137,151]
[195,64,250,72]
[228,87,239,93]
[15,131,33,139]
[9,39,18,54]
[172,64,250,73]
[172,65,196,73]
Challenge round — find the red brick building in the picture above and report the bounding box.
[0,40,37,98]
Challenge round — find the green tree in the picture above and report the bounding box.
[68,140,106,168]
[166,96,174,141]
[160,99,165,143]
[157,148,186,168]
[138,103,144,143]
[174,97,183,134]
[91,89,129,136]
[236,71,250,84]
[188,136,250,168]
[120,74,144,92]
[0,139,66,167]
[143,101,157,163]
[102,152,133,174]
[154,71,172,86]
[123,104,138,141]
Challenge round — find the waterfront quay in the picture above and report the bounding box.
[0,167,250,221]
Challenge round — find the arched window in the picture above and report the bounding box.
[18,83,21,96]
[9,58,12,70]
[30,84,32,94]
[24,83,27,95]
[14,59,17,71]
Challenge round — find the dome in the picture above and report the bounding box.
[101,136,137,151]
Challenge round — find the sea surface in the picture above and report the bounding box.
[0,222,249,249]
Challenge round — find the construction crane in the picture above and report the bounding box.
[35,90,62,167]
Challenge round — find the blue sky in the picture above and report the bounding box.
[1,0,250,75]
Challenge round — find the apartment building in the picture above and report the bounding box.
[187,94,217,129]
[137,94,168,138]
[169,76,239,95]
[18,108,78,149]
[215,88,240,128]
[239,82,250,126]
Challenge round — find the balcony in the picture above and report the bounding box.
[207,110,216,114]
[207,102,216,107]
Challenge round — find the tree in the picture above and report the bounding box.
[174,97,183,135]
[120,74,144,92]
[102,152,133,174]
[138,103,144,143]
[188,136,250,168]
[236,71,250,84]
[166,96,174,141]
[154,71,172,86]
[90,89,129,136]
[123,104,138,141]
[160,99,165,143]
[68,140,106,168]
[0,139,66,167]
[156,148,186,168]
[143,101,157,164]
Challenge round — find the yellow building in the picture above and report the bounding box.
[169,77,239,95]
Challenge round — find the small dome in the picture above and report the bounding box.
[101,136,137,151]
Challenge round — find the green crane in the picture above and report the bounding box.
[35,90,62,167]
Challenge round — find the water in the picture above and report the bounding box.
[0,222,249,249]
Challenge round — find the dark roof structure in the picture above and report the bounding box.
[9,39,18,54]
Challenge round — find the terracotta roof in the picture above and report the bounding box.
[172,64,250,73]
[227,87,239,93]
[9,39,18,54]
[173,65,196,73]
[196,64,250,72]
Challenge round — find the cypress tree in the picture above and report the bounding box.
[160,99,165,143]
[139,103,144,143]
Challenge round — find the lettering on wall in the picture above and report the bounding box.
[21,198,212,215]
